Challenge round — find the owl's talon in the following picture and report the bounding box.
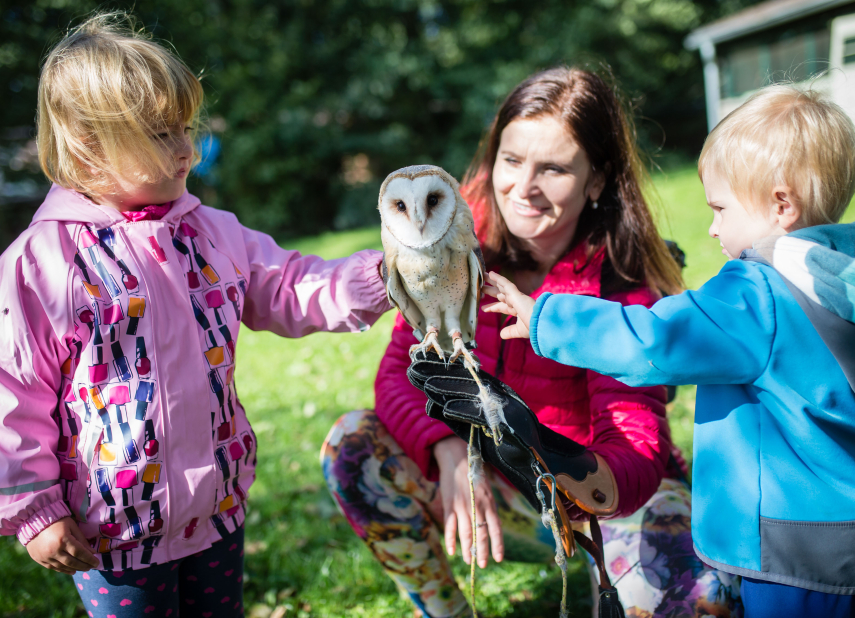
[450,335,479,371]
[410,328,445,362]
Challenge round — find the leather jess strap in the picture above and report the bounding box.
[573,515,614,590]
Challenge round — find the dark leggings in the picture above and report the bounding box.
[72,526,244,617]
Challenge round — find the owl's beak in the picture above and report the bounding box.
[415,215,427,235]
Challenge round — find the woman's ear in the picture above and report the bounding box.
[770,185,803,232]
[587,166,607,203]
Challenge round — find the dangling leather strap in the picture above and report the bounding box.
[573,514,614,590]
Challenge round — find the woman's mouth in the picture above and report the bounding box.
[511,200,548,217]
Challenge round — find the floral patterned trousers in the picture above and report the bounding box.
[320,410,742,618]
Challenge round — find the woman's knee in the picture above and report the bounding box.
[320,409,386,486]
[320,409,376,459]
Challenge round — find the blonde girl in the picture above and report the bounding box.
[0,12,389,617]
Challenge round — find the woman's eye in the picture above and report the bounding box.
[545,166,565,174]
[427,195,438,207]
[504,157,520,165]
[396,200,406,212]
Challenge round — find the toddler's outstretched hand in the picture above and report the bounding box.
[26,517,99,574]
[483,272,535,339]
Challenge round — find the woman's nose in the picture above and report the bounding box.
[515,167,539,199]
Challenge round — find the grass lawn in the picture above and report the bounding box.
[2,165,854,617]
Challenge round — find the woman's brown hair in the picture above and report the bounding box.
[462,66,684,296]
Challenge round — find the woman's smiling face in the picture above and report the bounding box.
[491,115,603,255]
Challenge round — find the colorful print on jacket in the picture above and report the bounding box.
[0,185,390,570]
[63,220,253,570]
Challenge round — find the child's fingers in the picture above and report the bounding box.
[57,549,97,572]
[483,284,500,298]
[61,539,99,570]
[487,271,517,294]
[45,558,76,575]
[486,271,508,287]
[482,301,515,316]
[69,522,99,565]
[500,323,529,340]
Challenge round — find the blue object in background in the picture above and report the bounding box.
[194,134,221,180]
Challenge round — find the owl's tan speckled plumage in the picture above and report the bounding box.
[378,165,484,362]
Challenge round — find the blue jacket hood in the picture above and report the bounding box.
[749,222,855,324]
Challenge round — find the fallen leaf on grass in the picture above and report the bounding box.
[248,604,272,618]
[245,540,269,555]
[271,606,288,618]
[278,588,296,601]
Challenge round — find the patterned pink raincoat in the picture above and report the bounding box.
[0,185,389,570]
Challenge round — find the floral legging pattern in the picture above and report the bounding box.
[321,410,743,618]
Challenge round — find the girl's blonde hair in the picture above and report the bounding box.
[699,84,855,226]
[38,11,204,196]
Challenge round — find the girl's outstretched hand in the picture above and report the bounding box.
[26,517,99,574]
[483,272,536,339]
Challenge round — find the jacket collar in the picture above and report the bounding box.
[31,184,201,229]
[535,241,604,298]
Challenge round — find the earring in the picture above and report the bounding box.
[592,200,599,210]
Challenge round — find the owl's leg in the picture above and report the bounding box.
[449,331,479,371]
[409,326,445,361]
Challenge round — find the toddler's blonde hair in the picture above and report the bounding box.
[699,84,855,226]
[38,11,204,196]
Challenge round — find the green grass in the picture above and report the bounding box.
[3,165,855,617]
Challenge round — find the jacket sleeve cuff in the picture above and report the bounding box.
[530,293,552,357]
[16,501,73,546]
[355,250,391,313]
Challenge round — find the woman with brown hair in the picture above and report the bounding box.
[321,67,742,617]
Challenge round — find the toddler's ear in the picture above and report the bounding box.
[770,185,803,232]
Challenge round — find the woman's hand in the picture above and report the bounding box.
[483,272,536,339]
[26,517,99,574]
[433,436,503,568]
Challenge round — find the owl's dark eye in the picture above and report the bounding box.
[427,194,439,208]
[396,200,406,212]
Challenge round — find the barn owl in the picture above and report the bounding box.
[379,165,485,368]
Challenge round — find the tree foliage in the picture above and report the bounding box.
[0,0,759,243]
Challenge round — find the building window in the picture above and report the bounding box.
[719,29,831,98]
[844,36,855,63]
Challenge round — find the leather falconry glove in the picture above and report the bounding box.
[407,350,626,618]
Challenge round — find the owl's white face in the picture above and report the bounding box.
[380,175,458,248]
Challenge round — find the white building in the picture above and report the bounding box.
[685,0,855,130]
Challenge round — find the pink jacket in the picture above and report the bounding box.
[375,243,675,518]
[0,185,390,570]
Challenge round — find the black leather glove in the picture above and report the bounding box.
[407,350,618,518]
[408,350,626,615]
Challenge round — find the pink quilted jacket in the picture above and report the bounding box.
[375,242,676,518]
[0,185,390,570]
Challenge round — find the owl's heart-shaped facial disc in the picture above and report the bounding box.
[380,174,458,249]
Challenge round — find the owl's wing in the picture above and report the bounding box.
[382,253,426,339]
[460,243,485,342]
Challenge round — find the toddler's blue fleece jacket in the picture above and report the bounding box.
[530,223,855,594]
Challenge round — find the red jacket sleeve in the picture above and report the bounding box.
[584,287,672,518]
[374,314,454,480]
[585,374,670,518]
